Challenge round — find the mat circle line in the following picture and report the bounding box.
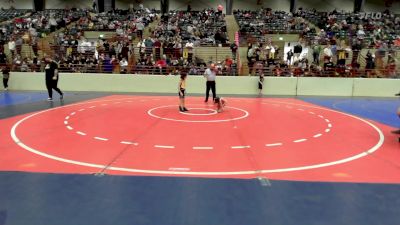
[10,98,384,176]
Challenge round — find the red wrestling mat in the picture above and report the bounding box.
[1,95,399,183]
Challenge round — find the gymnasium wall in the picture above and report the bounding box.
[7,73,400,97]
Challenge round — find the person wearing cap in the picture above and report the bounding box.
[44,57,63,101]
[203,63,217,102]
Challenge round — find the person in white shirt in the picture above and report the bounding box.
[323,45,332,62]
[136,21,144,39]
[203,63,217,102]
[119,58,128,73]
[8,39,16,57]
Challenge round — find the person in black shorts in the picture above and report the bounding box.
[258,72,264,96]
[178,74,188,112]
[2,65,10,91]
[45,57,63,101]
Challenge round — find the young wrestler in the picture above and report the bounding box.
[178,74,188,112]
[214,96,226,113]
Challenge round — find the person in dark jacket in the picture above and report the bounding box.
[44,57,63,101]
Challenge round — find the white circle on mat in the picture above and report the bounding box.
[179,108,218,116]
[147,105,249,123]
[10,98,384,176]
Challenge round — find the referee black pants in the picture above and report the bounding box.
[46,79,63,98]
[205,81,216,102]
[3,78,8,88]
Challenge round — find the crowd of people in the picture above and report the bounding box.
[235,8,315,41]
[0,6,397,78]
[153,9,228,46]
[237,8,400,78]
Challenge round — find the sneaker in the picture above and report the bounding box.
[4,88,8,91]
[183,107,189,111]
[204,99,208,103]
[391,129,400,134]
[179,106,184,112]
[47,98,53,101]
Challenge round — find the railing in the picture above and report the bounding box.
[241,64,399,78]
[7,61,399,78]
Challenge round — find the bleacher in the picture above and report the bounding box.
[0,6,398,78]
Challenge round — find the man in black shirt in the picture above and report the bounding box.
[45,57,63,101]
[2,65,10,90]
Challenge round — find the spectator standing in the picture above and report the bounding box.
[2,65,10,91]
[230,43,238,60]
[136,21,144,39]
[312,44,321,64]
[8,39,15,57]
[258,72,264,96]
[286,49,294,65]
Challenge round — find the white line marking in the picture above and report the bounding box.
[66,126,73,130]
[114,102,121,104]
[154,145,175,149]
[193,147,214,150]
[152,99,160,101]
[285,106,293,109]
[328,123,332,128]
[309,112,315,115]
[325,129,330,133]
[94,137,108,141]
[318,115,324,118]
[126,101,133,103]
[297,108,305,111]
[169,168,190,171]
[64,121,68,125]
[265,143,282,147]
[65,116,70,120]
[70,112,76,115]
[76,131,86,136]
[313,134,322,138]
[78,109,85,112]
[231,146,251,149]
[101,103,108,106]
[88,106,96,108]
[325,119,330,123]
[148,105,249,123]
[294,139,307,143]
[120,141,138,146]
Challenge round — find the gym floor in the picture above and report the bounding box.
[0,91,399,225]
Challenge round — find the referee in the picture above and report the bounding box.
[203,63,217,102]
[45,57,63,101]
